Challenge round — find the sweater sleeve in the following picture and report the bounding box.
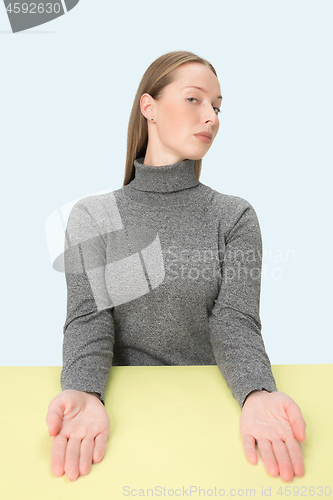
[60,201,115,404]
[208,201,278,408]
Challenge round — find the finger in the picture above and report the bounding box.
[64,437,81,481]
[79,437,95,476]
[285,400,306,442]
[51,433,67,477]
[285,437,305,477]
[257,439,279,478]
[241,434,258,464]
[93,433,109,464]
[46,398,64,436]
[272,440,294,482]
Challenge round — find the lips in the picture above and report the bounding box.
[194,132,213,143]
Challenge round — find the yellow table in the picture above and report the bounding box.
[0,365,332,499]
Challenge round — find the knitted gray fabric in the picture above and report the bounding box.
[61,157,278,407]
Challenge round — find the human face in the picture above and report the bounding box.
[143,62,222,166]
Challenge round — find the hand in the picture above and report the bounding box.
[46,389,110,481]
[240,390,306,482]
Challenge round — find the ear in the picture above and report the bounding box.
[140,93,155,121]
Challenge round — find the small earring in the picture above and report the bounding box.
[151,118,154,121]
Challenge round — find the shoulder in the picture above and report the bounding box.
[72,188,122,212]
[67,188,124,234]
[198,183,262,242]
[199,182,259,223]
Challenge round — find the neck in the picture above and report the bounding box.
[143,150,186,168]
[128,157,199,193]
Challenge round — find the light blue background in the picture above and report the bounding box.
[1,0,332,366]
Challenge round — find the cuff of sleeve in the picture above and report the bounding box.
[241,385,278,408]
[84,391,105,406]
[61,370,107,406]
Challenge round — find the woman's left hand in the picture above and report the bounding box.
[239,390,306,482]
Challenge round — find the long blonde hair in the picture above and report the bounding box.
[123,51,218,186]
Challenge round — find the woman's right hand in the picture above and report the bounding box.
[46,389,110,481]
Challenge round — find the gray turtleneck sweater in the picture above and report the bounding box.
[61,157,277,408]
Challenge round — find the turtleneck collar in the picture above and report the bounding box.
[129,157,199,193]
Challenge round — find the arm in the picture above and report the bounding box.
[208,200,306,480]
[60,200,115,402]
[209,201,277,407]
[46,200,115,481]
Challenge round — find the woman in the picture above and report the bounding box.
[46,51,306,482]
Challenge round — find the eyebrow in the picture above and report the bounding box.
[182,86,223,100]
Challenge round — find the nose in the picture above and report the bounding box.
[203,105,219,126]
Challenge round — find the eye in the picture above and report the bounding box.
[187,97,221,115]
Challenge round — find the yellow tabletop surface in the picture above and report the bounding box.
[0,365,332,499]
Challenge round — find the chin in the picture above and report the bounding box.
[190,145,212,161]
[187,156,203,161]
[186,151,208,161]
[181,150,203,161]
